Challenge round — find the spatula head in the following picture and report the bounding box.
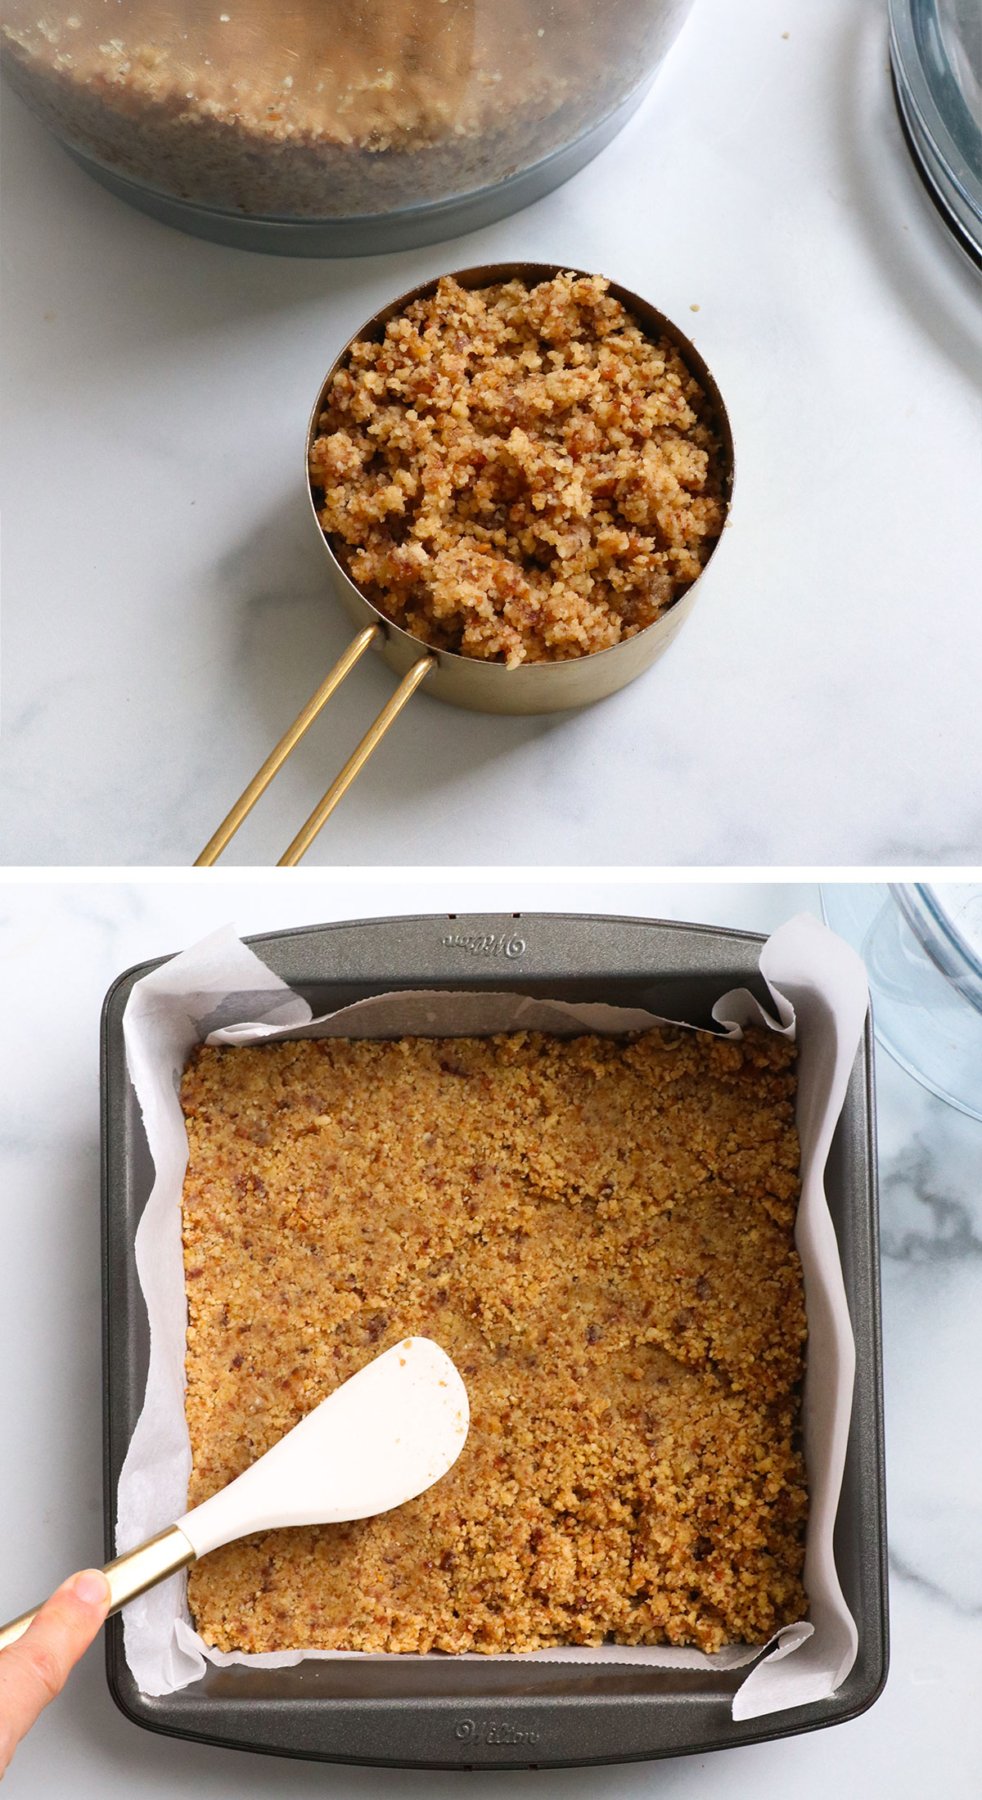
[177,1337,469,1558]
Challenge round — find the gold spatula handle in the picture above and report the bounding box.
[0,1524,195,1652]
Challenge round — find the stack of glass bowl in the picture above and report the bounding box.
[822,885,982,1120]
[889,0,982,272]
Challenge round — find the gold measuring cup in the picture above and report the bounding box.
[195,264,734,867]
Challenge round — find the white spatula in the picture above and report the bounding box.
[0,1336,468,1652]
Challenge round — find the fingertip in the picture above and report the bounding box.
[69,1570,111,1611]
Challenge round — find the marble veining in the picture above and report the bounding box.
[880,1141,982,1266]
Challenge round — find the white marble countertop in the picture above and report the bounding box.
[3,0,982,867]
[1,875,980,1796]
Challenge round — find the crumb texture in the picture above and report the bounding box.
[2,3,678,220]
[180,1026,806,1656]
[310,272,727,666]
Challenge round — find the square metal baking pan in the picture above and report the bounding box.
[100,912,888,1770]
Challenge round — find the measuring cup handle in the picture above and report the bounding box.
[277,652,434,866]
[0,1525,195,1652]
[195,628,434,866]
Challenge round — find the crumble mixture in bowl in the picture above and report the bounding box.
[0,1,695,236]
[180,1024,806,1658]
[197,266,733,859]
[308,269,730,669]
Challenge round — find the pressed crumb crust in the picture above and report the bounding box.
[180,1026,807,1657]
[309,273,727,666]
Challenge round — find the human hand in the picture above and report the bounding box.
[0,1571,111,1778]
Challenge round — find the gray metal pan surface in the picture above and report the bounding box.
[101,913,887,1768]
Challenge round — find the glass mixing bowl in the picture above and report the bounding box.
[0,0,695,254]
[821,884,982,1120]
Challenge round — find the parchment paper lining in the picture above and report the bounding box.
[115,914,868,1719]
